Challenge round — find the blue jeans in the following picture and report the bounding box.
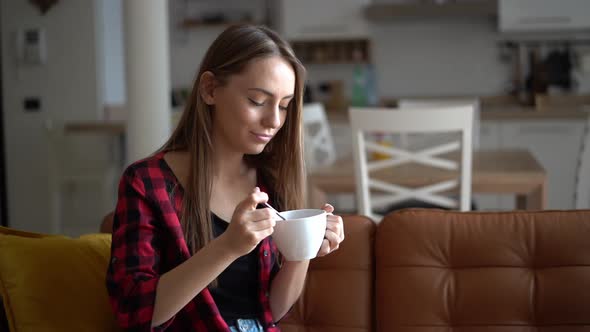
[228,318,264,332]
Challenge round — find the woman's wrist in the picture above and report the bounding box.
[211,233,243,261]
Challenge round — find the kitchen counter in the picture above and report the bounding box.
[480,107,589,120]
[325,94,590,122]
[479,95,589,120]
[64,122,125,134]
[325,107,589,122]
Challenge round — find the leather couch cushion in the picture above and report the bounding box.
[280,215,375,332]
[376,209,590,331]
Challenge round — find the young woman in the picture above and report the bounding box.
[106,24,345,332]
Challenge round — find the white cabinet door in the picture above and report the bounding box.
[479,121,501,150]
[331,122,353,159]
[499,0,590,32]
[474,121,503,210]
[278,0,369,40]
[498,120,585,210]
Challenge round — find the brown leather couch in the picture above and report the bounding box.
[280,209,590,332]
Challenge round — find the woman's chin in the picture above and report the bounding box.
[244,144,267,155]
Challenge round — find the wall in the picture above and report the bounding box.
[371,19,512,98]
[169,16,513,99]
[168,0,267,89]
[169,28,218,90]
[1,0,103,233]
[169,11,590,100]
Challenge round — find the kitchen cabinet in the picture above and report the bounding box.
[331,122,354,160]
[464,116,585,211]
[499,0,590,32]
[497,120,585,210]
[473,121,503,210]
[277,0,370,41]
[479,121,502,150]
[366,0,496,20]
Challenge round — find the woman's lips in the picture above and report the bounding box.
[251,132,272,142]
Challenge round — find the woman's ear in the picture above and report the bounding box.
[199,71,217,105]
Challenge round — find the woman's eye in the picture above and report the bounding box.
[248,98,264,106]
[279,105,289,111]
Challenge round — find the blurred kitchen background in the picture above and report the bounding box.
[2,0,590,235]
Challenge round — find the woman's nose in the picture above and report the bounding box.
[262,104,282,128]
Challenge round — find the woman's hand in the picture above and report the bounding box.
[220,187,276,257]
[317,203,345,257]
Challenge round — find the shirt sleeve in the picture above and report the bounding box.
[106,167,175,331]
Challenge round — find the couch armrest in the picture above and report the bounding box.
[280,215,376,332]
[100,212,114,234]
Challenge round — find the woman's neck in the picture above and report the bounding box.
[213,152,250,183]
[211,134,252,183]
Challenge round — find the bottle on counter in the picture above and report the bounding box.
[351,64,368,107]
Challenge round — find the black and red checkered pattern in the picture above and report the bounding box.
[106,152,281,331]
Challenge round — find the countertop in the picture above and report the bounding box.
[326,95,590,122]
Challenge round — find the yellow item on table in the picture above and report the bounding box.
[371,139,394,161]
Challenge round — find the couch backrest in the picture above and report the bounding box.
[280,215,375,332]
[376,209,590,331]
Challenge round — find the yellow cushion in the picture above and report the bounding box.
[0,227,121,332]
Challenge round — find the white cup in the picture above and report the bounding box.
[271,209,327,261]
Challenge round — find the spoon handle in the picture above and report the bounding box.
[263,202,286,221]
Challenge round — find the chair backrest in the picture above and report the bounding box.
[575,112,590,209]
[302,103,336,170]
[349,106,473,220]
[398,98,481,150]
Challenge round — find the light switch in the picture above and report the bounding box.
[16,27,47,65]
[23,97,41,112]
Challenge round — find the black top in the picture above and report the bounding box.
[209,214,261,325]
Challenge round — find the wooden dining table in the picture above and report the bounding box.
[308,149,547,211]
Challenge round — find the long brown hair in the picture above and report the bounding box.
[159,24,306,255]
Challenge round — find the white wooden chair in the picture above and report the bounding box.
[349,106,474,221]
[397,98,481,150]
[575,112,590,209]
[45,120,118,235]
[302,103,337,170]
[303,103,354,211]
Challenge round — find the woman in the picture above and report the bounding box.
[106,24,345,332]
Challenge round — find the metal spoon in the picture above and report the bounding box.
[263,202,286,221]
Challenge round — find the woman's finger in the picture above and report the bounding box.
[324,229,340,251]
[317,239,330,257]
[252,227,275,241]
[248,218,276,231]
[234,188,269,217]
[325,221,339,234]
[321,203,334,214]
[326,215,344,239]
[245,208,274,223]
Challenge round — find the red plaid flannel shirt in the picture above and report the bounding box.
[106,152,281,331]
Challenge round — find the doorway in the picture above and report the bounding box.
[0,13,8,227]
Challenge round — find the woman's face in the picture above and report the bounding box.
[206,56,296,155]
